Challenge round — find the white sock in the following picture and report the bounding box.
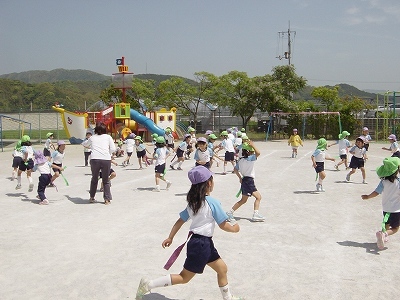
[148,275,172,289]
[178,161,183,167]
[220,284,232,300]
[224,165,226,173]
[12,170,16,178]
[254,210,259,214]
[17,176,21,184]
[171,161,177,166]
[28,176,33,184]
[155,185,160,190]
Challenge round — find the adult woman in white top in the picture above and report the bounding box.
[82,122,116,205]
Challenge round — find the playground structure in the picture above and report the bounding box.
[52,103,176,144]
[52,56,178,144]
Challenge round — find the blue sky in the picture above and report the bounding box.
[1,0,400,91]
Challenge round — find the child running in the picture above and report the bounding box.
[33,150,60,205]
[227,140,265,222]
[135,166,242,300]
[194,137,213,169]
[122,133,136,167]
[218,131,235,175]
[82,132,92,166]
[43,132,55,157]
[49,140,66,187]
[361,157,400,250]
[134,136,151,169]
[208,133,221,168]
[164,127,175,151]
[346,137,367,184]
[153,136,172,192]
[11,140,23,181]
[311,138,335,192]
[170,134,191,170]
[328,130,351,170]
[360,126,372,154]
[382,134,400,158]
[15,135,35,192]
[287,128,303,158]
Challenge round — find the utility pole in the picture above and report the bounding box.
[277,21,296,65]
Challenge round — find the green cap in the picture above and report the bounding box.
[241,128,246,132]
[208,133,217,140]
[21,135,30,143]
[376,157,400,178]
[316,138,327,150]
[338,131,350,140]
[242,143,254,152]
[46,132,53,138]
[151,133,158,138]
[220,131,228,136]
[155,136,165,144]
[135,136,143,141]
[241,134,249,140]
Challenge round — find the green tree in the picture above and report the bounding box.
[270,65,307,100]
[311,86,339,111]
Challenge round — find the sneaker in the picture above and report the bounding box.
[177,167,183,170]
[170,165,175,170]
[319,185,325,192]
[152,187,161,192]
[362,180,368,184]
[291,153,294,158]
[376,231,385,250]
[104,199,111,205]
[15,183,22,190]
[28,183,34,192]
[135,278,150,300]
[39,199,49,205]
[345,174,350,182]
[48,183,55,187]
[89,198,96,203]
[231,296,246,300]
[334,165,339,171]
[316,183,321,192]
[226,211,235,222]
[222,172,227,175]
[166,181,172,190]
[252,212,265,222]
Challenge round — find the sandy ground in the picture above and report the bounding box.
[0,139,399,300]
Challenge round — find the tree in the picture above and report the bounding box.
[131,78,157,112]
[270,65,307,100]
[156,72,218,130]
[311,86,339,111]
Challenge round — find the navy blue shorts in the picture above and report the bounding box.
[136,149,146,158]
[177,149,184,158]
[52,163,62,173]
[224,151,235,162]
[314,161,324,173]
[241,176,257,196]
[339,154,347,160]
[155,163,166,174]
[12,156,22,168]
[127,152,133,157]
[349,156,364,169]
[383,212,400,229]
[195,162,211,169]
[184,234,220,274]
[43,148,51,157]
[392,151,400,158]
[19,159,34,171]
[364,143,369,151]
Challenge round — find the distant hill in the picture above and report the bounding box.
[0,69,382,104]
[0,68,110,83]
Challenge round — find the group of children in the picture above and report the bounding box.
[11,132,66,205]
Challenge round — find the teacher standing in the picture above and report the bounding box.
[82,122,116,205]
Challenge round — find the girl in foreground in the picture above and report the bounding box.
[135,166,243,300]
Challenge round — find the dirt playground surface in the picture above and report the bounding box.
[0,139,399,299]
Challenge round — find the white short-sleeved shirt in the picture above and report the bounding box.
[179,196,228,237]
[194,148,212,163]
[349,146,366,158]
[124,139,135,153]
[221,138,235,152]
[134,143,146,152]
[178,141,188,151]
[155,147,170,166]
[36,161,52,174]
[336,139,350,155]
[389,142,400,154]
[21,146,34,160]
[44,138,52,150]
[312,149,326,162]
[375,178,400,212]
[235,155,257,178]
[51,150,65,164]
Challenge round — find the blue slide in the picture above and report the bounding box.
[130,109,165,136]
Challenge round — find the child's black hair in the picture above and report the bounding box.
[383,170,399,183]
[21,141,32,146]
[156,142,165,148]
[186,176,213,214]
[241,149,250,158]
